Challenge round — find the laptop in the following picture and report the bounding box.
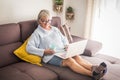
[54,40,88,59]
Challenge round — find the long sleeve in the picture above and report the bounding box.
[26,30,44,57]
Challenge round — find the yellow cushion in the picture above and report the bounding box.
[14,38,42,66]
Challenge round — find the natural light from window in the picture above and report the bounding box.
[91,0,120,58]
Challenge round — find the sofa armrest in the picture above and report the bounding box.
[71,35,84,42]
[71,35,102,56]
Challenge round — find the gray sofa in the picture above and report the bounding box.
[0,17,120,80]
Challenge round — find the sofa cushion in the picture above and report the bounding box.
[0,42,21,68]
[14,38,42,66]
[72,35,102,56]
[84,40,102,56]
[0,62,58,80]
[51,17,61,29]
[43,54,120,80]
[43,63,92,80]
[19,20,38,42]
[0,23,20,45]
[0,66,33,80]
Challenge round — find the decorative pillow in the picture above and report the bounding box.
[71,35,102,56]
[14,38,42,66]
[60,24,73,43]
[83,39,102,56]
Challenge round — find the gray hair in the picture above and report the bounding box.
[37,9,50,23]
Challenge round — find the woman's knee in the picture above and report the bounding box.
[62,58,76,66]
[73,55,82,61]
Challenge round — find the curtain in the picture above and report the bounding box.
[91,0,120,58]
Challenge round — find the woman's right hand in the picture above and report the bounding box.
[44,49,55,55]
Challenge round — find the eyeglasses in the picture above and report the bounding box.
[40,19,51,24]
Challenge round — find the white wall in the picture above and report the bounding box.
[0,0,87,37]
[0,0,56,24]
[92,0,120,58]
[64,0,87,37]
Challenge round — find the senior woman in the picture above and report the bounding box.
[26,9,107,80]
